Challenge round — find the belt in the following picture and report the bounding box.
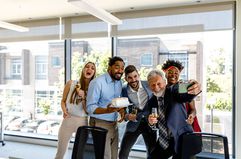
[90,117,117,125]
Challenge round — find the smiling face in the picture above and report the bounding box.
[148,75,166,97]
[125,70,140,91]
[82,62,96,79]
[165,66,180,85]
[108,60,125,80]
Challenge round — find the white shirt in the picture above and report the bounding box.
[129,82,148,110]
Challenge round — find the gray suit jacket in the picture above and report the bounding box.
[121,81,153,132]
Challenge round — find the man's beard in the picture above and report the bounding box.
[111,73,123,80]
[129,81,139,90]
[153,89,165,97]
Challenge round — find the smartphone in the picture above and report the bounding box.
[178,82,194,93]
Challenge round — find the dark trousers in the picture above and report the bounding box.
[148,137,182,159]
[119,120,157,159]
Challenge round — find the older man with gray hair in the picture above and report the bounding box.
[146,69,201,159]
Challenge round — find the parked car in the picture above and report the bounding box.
[5,117,30,131]
[8,107,23,116]
[4,116,20,129]
[36,121,60,135]
[20,119,46,133]
[49,122,60,136]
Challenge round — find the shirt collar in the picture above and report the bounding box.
[105,72,116,84]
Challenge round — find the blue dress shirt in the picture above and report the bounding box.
[86,73,122,121]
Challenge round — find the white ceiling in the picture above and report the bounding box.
[0,0,231,22]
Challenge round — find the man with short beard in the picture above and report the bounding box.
[147,69,201,159]
[87,56,125,159]
[119,65,156,159]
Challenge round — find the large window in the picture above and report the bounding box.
[71,38,111,80]
[35,56,48,79]
[11,58,21,79]
[160,52,189,80]
[140,53,153,66]
[0,2,235,158]
[51,56,61,67]
[116,3,234,155]
[117,30,233,155]
[0,40,64,137]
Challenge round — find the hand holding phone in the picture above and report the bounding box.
[178,81,195,93]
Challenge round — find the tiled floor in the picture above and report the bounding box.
[0,141,72,159]
[0,140,145,159]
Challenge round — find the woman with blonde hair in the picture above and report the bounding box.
[55,62,96,159]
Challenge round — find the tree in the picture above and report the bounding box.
[207,77,221,93]
[206,48,232,111]
[139,67,152,80]
[207,48,226,75]
[38,100,51,115]
[71,51,110,80]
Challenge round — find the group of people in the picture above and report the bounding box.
[54,56,202,159]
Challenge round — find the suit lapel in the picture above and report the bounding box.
[141,81,152,99]
[164,87,172,120]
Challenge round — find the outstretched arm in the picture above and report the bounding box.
[172,80,202,103]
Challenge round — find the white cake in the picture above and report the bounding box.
[111,97,130,107]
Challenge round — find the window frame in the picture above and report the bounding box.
[140,53,153,67]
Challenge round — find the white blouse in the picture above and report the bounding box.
[66,80,87,117]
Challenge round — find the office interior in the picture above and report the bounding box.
[0,0,241,159]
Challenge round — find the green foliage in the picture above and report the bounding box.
[206,47,232,112]
[213,116,220,123]
[139,67,152,80]
[206,99,232,111]
[71,51,110,79]
[206,93,232,111]
[156,65,163,71]
[207,77,222,92]
[207,48,226,75]
[38,100,51,115]
[138,65,164,81]
[1,91,22,112]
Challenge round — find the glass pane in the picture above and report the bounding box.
[0,40,64,137]
[71,38,111,80]
[116,30,233,153]
[0,23,62,42]
[140,53,153,66]
[118,10,233,32]
[72,21,108,34]
[67,38,111,139]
